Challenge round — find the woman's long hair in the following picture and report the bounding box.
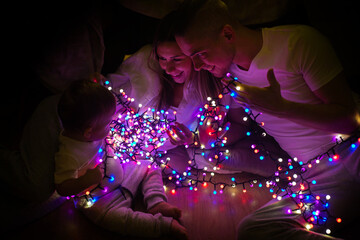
[149,11,222,111]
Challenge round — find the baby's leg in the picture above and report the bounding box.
[81,188,173,238]
[141,164,182,219]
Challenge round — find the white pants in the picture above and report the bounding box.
[164,134,360,239]
[78,162,172,238]
[166,132,290,177]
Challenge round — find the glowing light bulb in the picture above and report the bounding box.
[305,223,313,230]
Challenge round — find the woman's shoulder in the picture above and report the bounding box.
[123,44,153,64]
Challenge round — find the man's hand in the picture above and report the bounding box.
[222,69,288,115]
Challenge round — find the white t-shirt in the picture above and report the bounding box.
[54,134,124,197]
[228,25,346,161]
[54,134,104,184]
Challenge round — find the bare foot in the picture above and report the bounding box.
[170,219,188,240]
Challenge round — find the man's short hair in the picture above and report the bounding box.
[173,0,236,40]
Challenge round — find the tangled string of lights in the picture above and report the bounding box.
[72,78,359,236]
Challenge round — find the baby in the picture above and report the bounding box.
[54,79,187,239]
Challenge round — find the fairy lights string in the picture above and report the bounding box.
[70,78,359,236]
[219,73,360,234]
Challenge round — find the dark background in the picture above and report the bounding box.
[1,0,359,150]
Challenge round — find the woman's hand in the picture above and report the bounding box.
[167,122,194,146]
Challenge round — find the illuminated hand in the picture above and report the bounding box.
[198,116,231,149]
[222,69,287,114]
[167,122,194,146]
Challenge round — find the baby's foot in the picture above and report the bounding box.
[148,202,182,219]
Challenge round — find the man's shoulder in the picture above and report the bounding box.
[265,24,321,38]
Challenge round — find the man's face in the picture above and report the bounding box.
[175,32,234,78]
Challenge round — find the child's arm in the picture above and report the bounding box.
[55,165,102,196]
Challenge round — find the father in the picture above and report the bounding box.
[171,0,360,239]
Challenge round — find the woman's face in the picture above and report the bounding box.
[157,41,193,84]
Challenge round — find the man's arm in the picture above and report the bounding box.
[226,69,359,134]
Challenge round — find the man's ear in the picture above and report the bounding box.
[222,24,235,42]
[83,127,93,140]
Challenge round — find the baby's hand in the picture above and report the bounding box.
[148,202,182,219]
[83,165,103,185]
[170,219,188,240]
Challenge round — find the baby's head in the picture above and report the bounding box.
[58,79,116,141]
